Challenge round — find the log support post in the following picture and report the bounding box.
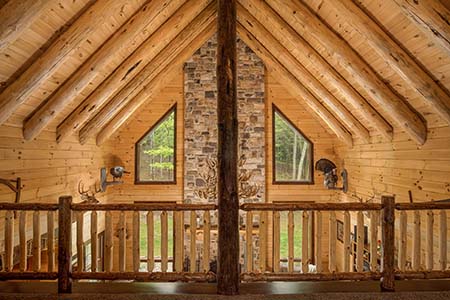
[217,0,239,295]
[58,196,72,293]
[381,196,395,292]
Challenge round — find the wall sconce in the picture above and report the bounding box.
[315,158,348,193]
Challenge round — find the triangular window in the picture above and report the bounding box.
[273,105,313,184]
[135,105,176,184]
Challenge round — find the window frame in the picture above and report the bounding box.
[135,104,177,185]
[272,104,314,185]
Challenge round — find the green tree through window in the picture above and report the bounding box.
[135,105,176,183]
[273,106,313,183]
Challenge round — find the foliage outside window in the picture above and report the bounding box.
[273,106,313,183]
[135,105,176,183]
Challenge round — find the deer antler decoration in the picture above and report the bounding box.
[78,180,101,204]
[195,155,260,201]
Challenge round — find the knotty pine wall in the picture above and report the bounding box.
[0,123,113,259]
[333,98,450,273]
[104,69,184,204]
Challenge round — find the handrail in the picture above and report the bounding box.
[71,203,218,211]
[240,202,383,211]
[395,202,450,210]
[0,203,59,210]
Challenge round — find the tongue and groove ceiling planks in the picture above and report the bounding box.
[0,0,449,147]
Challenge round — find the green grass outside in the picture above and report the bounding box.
[139,213,173,258]
[279,211,303,260]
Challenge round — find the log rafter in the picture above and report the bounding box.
[57,0,213,144]
[0,0,120,127]
[96,24,216,145]
[91,6,217,144]
[238,0,393,140]
[238,4,368,143]
[237,24,353,146]
[23,0,188,141]
[315,0,450,126]
[389,0,450,57]
[266,0,427,145]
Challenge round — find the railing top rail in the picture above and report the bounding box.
[0,202,59,211]
[395,202,450,210]
[70,203,218,211]
[240,202,383,211]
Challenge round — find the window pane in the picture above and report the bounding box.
[137,108,175,182]
[274,110,312,182]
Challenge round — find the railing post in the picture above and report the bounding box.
[58,196,72,293]
[380,196,395,292]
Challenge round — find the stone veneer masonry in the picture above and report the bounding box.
[184,35,265,205]
[183,35,265,270]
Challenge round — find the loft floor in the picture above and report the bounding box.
[0,281,449,300]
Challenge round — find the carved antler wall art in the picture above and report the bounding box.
[195,155,260,202]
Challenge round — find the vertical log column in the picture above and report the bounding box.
[217,0,239,295]
[58,196,72,294]
[380,196,395,292]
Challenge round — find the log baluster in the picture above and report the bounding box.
[91,211,98,272]
[4,210,14,271]
[369,211,379,272]
[439,210,447,271]
[147,211,154,272]
[288,210,294,272]
[329,211,336,272]
[273,211,280,273]
[398,211,407,271]
[259,211,267,272]
[315,211,322,272]
[426,210,434,270]
[302,210,309,273]
[174,211,183,272]
[356,211,364,272]
[32,210,41,272]
[246,211,253,272]
[412,211,421,270]
[308,211,313,264]
[343,211,351,272]
[203,210,211,272]
[190,210,197,272]
[19,211,27,271]
[76,211,84,272]
[161,211,168,272]
[47,210,55,272]
[104,211,113,272]
[133,211,140,272]
[118,211,126,272]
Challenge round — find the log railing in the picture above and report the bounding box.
[0,196,449,293]
[0,202,59,281]
[394,201,450,281]
[239,201,385,284]
[68,200,217,291]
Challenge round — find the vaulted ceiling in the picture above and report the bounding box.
[0,0,449,147]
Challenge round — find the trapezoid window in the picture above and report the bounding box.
[135,105,176,184]
[273,105,313,184]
